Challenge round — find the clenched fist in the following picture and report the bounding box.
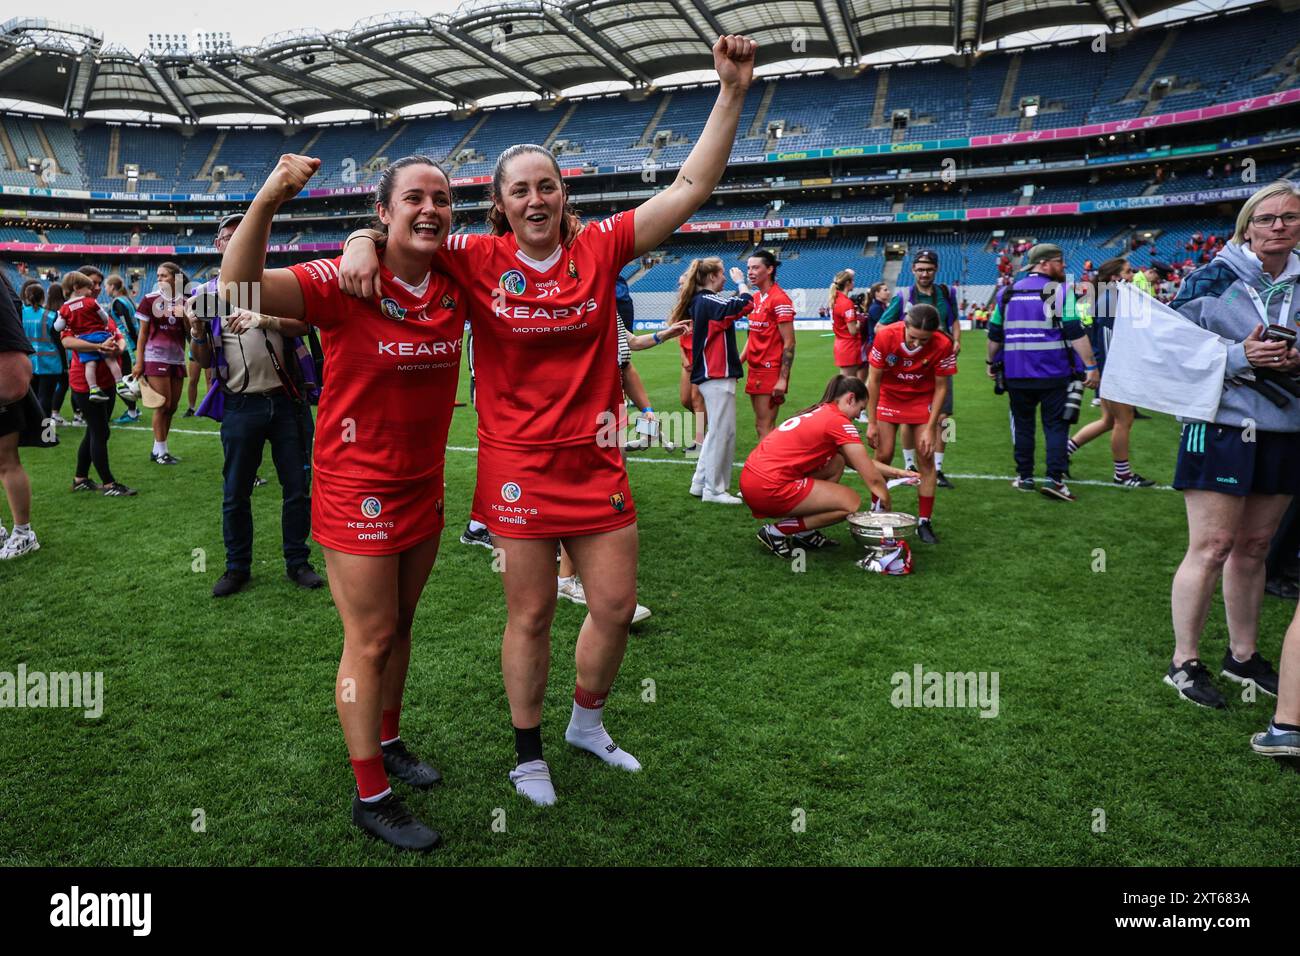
[713,35,757,92]
[256,154,321,209]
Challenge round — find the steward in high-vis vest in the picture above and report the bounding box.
[987,243,1099,501]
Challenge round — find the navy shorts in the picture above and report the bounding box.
[1173,423,1300,496]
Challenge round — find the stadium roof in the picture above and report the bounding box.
[0,0,1230,122]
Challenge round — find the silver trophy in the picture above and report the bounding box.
[845,511,918,570]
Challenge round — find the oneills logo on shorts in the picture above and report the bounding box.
[361,496,382,518]
[380,298,407,321]
[609,492,626,512]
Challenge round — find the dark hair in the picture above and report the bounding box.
[905,302,940,331]
[20,280,44,308]
[371,154,451,231]
[44,281,65,313]
[158,261,186,292]
[869,281,888,299]
[748,248,778,278]
[796,373,867,416]
[1095,257,1128,284]
[77,265,104,281]
[487,144,582,245]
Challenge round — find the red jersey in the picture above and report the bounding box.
[437,211,635,450]
[59,296,111,340]
[290,257,463,482]
[868,322,956,403]
[62,317,121,394]
[744,402,863,483]
[679,323,693,362]
[745,283,795,370]
[831,292,856,342]
[136,289,188,365]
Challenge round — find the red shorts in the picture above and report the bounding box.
[833,337,861,368]
[745,364,780,395]
[312,470,445,555]
[739,464,816,519]
[143,362,185,379]
[876,389,934,425]
[472,440,636,539]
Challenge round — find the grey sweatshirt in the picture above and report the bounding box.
[1171,241,1300,432]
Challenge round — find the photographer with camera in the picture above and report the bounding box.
[986,243,1099,502]
[1163,180,1300,709]
[190,213,323,598]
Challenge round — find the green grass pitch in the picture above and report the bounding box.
[3,329,1298,866]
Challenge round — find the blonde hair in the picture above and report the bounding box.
[1232,180,1300,246]
[669,258,725,328]
[60,270,92,297]
[828,268,854,312]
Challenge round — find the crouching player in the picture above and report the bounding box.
[866,303,954,545]
[741,375,909,558]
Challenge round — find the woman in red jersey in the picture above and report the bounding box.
[742,375,916,558]
[221,154,463,852]
[829,268,860,376]
[341,35,759,806]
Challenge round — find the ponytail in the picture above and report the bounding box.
[795,373,867,417]
[828,268,854,313]
[669,257,724,328]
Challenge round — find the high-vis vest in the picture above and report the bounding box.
[1000,272,1072,380]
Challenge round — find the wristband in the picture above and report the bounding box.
[642,407,654,414]
[1084,363,1098,371]
[652,331,661,345]
[191,335,208,345]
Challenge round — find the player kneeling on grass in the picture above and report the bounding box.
[865,303,954,544]
[741,375,908,558]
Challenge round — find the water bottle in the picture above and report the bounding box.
[1062,375,1085,424]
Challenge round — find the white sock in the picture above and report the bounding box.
[557,574,574,587]
[467,519,486,533]
[935,452,945,471]
[764,524,785,537]
[902,448,916,470]
[13,523,30,535]
[152,440,166,456]
[565,701,641,771]
[358,787,392,804]
[509,759,557,806]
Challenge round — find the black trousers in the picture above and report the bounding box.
[1007,385,1069,482]
[71,392,115,484]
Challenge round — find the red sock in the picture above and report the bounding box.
[350,754,390,800]
[919,495,934,520]
[870,494,879,508]
[774,517,807,535]
[380,708,400,744]
[574,684,609,710]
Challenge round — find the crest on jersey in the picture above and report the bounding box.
[440,293,456,310]
[886,354,898,366]
[380,297,407,321]
[500,270,527,296]
[361,496,382,518]
[567,258,579,280]
[609,492,626,512]
[501,482,522,503]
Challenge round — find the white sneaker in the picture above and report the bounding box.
[689,482,704,497]
[0,528,39,560]
[557,576,587,606]
[509,759,557,806]
[51,412,67,425]
[631,603,652,625]
[702,490,743,505]
[1090,397,1101,407]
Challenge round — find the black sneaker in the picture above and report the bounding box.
[756,527,793,558]
[1164,658,1227,709]
[460,523,493,549]
[183,407,195,418]
[936,471,954,489]
[150,452,181,465]
[1265,577,1300,600]
[101,482,137,497]
[1221,651,1279,698]
[71,477,101,493]
[212,570,250,598]
[1115,473,1155,487]
[792,529,838,550]
[1039,478,1076,502]
[1010,476,1035,492]
[381,739,443,788]
[287,564,325,589]
[917,520,939,544]
[351,790,441,852]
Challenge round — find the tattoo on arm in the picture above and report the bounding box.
[780,345,795,377]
